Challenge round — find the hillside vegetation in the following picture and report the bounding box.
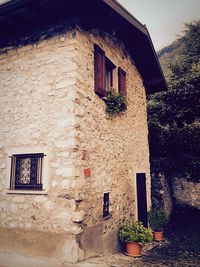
[148,20,200,182]
[157,40,184,79]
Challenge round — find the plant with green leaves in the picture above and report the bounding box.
[148,208,169,231]
[118,221,152,246]
[103,89,127,117]
[148,20,200,182]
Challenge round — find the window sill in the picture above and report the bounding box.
[6,189,47,195]
[103,213,112,221]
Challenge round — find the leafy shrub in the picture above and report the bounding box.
[148,21,200,182]
[118,221,152,246]
[148,208,169,231]
[104,90,127,117]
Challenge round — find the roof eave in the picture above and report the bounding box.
[102,0,148,35]
[0,0,167,93]
[102,0,167,92]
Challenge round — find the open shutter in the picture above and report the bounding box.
[94,44,107,97]
[118,68,127,96]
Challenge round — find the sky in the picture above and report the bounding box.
[117,0,200,51]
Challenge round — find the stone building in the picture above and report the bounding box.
[0,0,166,263]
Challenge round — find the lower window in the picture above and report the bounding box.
[103,192,110,217]
[10,153,44,190]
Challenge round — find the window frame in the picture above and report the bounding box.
[103,192,110,218]
[6,147,49,195]
[10,153,44,191]
[105,57,116,89]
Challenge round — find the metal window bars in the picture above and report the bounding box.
[103,192,110,217]
[10,153,44,190]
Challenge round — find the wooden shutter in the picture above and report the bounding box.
[94,44,107,97]
[118,68,127,96]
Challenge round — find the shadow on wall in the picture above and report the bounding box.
[151,172,200,214]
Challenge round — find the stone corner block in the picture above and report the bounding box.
[72,210,85,223]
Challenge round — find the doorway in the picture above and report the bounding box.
[136,173,148,227]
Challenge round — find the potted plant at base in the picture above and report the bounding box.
[148,208,169,241]
[118,221,152,257]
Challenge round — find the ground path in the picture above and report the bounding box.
[0,248,199,267]
[0,206,199,267]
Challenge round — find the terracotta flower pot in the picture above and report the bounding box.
[153,231,164,241]
[125,242,142,257]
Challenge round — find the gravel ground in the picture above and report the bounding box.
[79,206,200,267]
[139,206,200,267]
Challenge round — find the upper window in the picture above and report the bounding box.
[105,57,115,89]
[94,44,127,98]
[10,153,44,191]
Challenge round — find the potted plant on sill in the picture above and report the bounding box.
[148,208,169,241]
[103,90,127,117]
[118,221,152,257]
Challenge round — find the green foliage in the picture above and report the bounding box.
[104,90,127,117]
[148,20,200,182]
[148,208,169,231]
[118,221,152,246]
[157,40,181,59]
[157,40,184,80]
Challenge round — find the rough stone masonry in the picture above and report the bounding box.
[0,26,151,263]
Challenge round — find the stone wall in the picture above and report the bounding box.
[173,178,200,209]
[0,30,84,262]
[151,173,173,216]
[0,27,151,262]
[151,173,200,216]
[73,29,151,259]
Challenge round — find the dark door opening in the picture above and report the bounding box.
[136,173,148,227]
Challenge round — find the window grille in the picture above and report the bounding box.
[103,192,110,217]
[10,153,44,190]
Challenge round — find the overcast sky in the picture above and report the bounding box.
[118,0,200,51]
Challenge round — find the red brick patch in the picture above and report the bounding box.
[84,168,91,177]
